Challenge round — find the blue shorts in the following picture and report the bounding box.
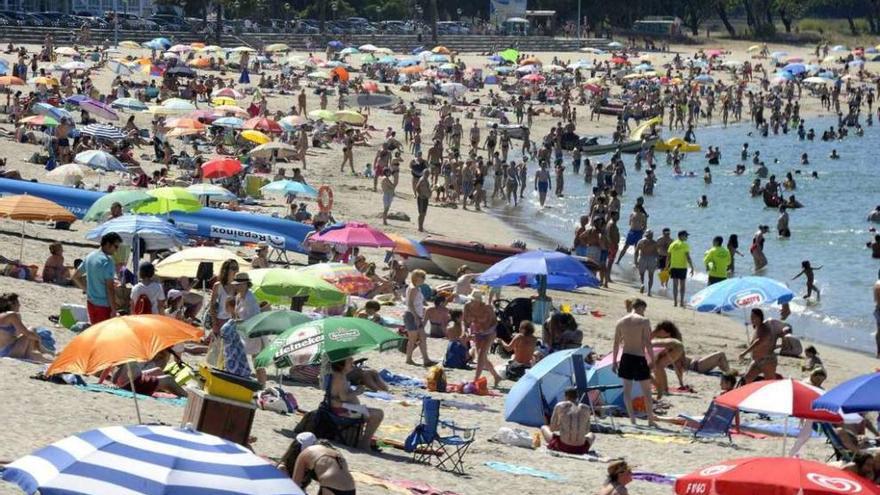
[625,230,644,246]
[600,250,608,264]
[537,181,549,193]
[574,246,588,257]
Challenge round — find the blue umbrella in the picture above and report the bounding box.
[328,40,343,49]
[774,70,796,81]
[377,55,397,65]
[693,74,714,84]
[145,37,171,50]
[213,116,245,128]
[2,425,303,495]
[783,63,806,74]
[74,150,127,172]
[396,58,419,67]
[411,46,425,55]
[0,59,8,73]
[87,214,186,251]
[688,276,794,313]
[32,102,73,122]
[429,54,450,63]
[261,179,319,198]
[813,372,880,413]
[63,94,89,106]
[504,347,591,426]
[476,250,599,291]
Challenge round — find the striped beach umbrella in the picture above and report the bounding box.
[74,150,127,172]
[110,97,148,111]
[1,425,304,495]
[80,98,119,121]
[79,124,127,141]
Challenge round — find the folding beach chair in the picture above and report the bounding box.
[678,401,736,443]
[317,374,365,447]
[818,422,854,462]
[406,398,478,474]
[574,358,623,428]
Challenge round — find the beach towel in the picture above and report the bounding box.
[75,383,187,407]
[543,448,619,463]
[484,461,566,481]
[351,471,461,495]
[364,391,395,401]
[380,369,425,388]
[620,433,692,445]
[633,472,678,485]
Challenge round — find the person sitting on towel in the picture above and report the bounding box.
[540,387,595,455]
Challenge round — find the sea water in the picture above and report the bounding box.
[491,119,879,353]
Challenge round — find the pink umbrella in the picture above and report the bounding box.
[520,73,545,83]
[80,98,119,121]
[187,109,218,124]
[312,222,395,248]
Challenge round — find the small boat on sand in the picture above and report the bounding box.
[421,237,525,277]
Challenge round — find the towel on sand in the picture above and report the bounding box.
[76,383,187,407]
[633,472,678,485]
[352,471,462,495]
[485,461,565,481]
[380,369,425,388]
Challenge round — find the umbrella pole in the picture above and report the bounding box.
[782,416,788,456]
[127,363,143,424]
[132,234,140,284]
[18,221,25,261]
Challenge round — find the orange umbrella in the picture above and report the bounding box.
[166,117,206,130]
[188,57,211,68]
[520,57,541,65]
[399,66,424,75]
[331,66,349,82]
[0,195,76,260]
[46,315,202,422]
[0,75,25,86]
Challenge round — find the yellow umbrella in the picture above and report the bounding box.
[212,96,237,106]
[241,130,271,144]
[334,110,366,125]
[119,41,141,49]
[747,45,761,52]
[190,42,206,49]
[265,43,290,52]
[432,46,450,54]
[33,76,59,86]
[155,246,249,278]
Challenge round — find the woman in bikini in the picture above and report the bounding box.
[280,432,357,495]
[329,358,384,451]
[0,293,52,363]
[463,291,503,386]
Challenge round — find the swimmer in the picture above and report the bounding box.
[801,153,809,165]
[867,205,880,223]
[829,149,840,159]
[792,260,822,300]
[811,171,819,179]
[697,195,709,208]
[777,206,791,238]
[703,167,712,184]
[755,161,768,178]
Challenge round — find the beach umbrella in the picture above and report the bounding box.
[158,98,197,114]
[2,424,304,495]
[520,73,545,83]
[396,58,419,68]
[54,46,79,56]
[265,42,290,53]
[19,115,59,127]
[248,268,346,308]
[0,75,25,86]
[241,129,271,144]
[79,123,127,141]
[313,222,394,248]
[255,317,403,368]
[167,117,206,130]
[119,40,141,49]
[674,457,879,495]
[399,65,424,75]
[45,315,202,422]
[782,62,806,74]
[213,105,249,117]
[146,37,172,50]
[83,190,154,222]
[297,262,374,296]
[32,102,72,122]
[333,110,365,125]
[307,109,336,122]
[498,48,519,63]
[249,142,299,158]
[239,310,312,338]
[46,163,94,185]
[189,57,211,68]
[186,183,238,202]
[213,116,245,129]
[585,347,657,412]
[505,347,592,427]
[0,195,76,260]
[213,97,239,107]
[429,54,450,63]
[340,47,359,56]
[803,76,832,84]
[694,74,714,84]
[86,214,187,252]
[279,115,307,130]
[439,82,466,97]
[213,87,244,99]
[359,44,379,52]
[155,246,249,279]
[201,156,243,179]
[243,116,283,134]
[110,97,147,111]
[168,43,192,53]
[60,61,88,71]
[166,127,205,139]
[568,60,593,70]
[476,250,599,292]
[607,41,623,48]
[79,99,119,121]
[33,76,59,86]
[432,45,451,54]
[386,233,430,259]
[135,187,202,215]
[345,93,394,108]
[74,150,127,172]
[261,179,318,197]
[689,276,794,312]
[166,65,198,78]
[813,371,880,413]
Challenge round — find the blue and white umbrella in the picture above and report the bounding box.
[111,97,148,111]
[80,123,127,141]
[144,37,172,50]
[688,276,794,313]
[813,372,880,413]
[476,249,599,291]
[87,214,186,251]
[261,179,319,198]
[213,116,245,128]
[108,59,133,76]
[74,150,127,172]
[396,58,419,67]
[186,183,238,202]
[1,425,304,495]
[32,102,73,122]
[782,62,806,74]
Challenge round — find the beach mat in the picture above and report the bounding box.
[352,471,462,495]
[76,383,187,407]
[543,448,620,463]
[633,472,679,485]
[485,461,566,481]
[620,433,692,445]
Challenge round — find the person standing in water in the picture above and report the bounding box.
[612,298,657,427]
[534,163,551,207]
[874,269,880,357]
[633,230,659,296]
[617,204,648,265]
[777,206,791,238]
[792,260,822,301]
[751,225,769,271]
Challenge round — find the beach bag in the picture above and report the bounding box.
[504,361,529,381]
[132,294,152,315]
[658,268,670,284]
[492,427,535,449]
[257,386,298,414]
[443,340,469,370]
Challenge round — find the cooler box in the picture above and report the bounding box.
[59,304,88,329]
[199,366,261,403]
[245,175,269,199]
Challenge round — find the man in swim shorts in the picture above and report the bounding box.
[534,162,551,207]
[612,298,657,427]
[540,387,595,455]
[656,228,672,288]
[616,203,648,265]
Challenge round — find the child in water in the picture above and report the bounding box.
[792,260,822,300]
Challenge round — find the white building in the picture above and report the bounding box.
[0,0,154,17]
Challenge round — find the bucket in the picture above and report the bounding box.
[198,366,261,403]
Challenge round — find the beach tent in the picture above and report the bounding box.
[505,347,592,427]
[585,347,658,412]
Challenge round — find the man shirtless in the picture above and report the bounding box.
[874,269,880,357]
[655,228,673,289]
[633,230,659,296]
[740,308,779,383]
[612,298,657,427]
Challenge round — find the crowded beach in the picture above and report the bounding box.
[0,32,878,495]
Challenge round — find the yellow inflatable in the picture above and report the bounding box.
[654,137,701,152]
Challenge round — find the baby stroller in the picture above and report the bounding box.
[491,297,533,357]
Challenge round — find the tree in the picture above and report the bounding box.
[716,0,736,36]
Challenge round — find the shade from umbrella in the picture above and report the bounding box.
[154,246,249,279]
[689,276,794,312]
[714,379,843,422]
[86,215,187,251]
[255,317,403,368]
[239,310,312,338]
[2,424,304,495]
[133,187,202,215]
[83,190,154,222]
[674,457,879,495]
[241,129,271,144]
[243,116,282,134]
[260,179,318,197]
[110,97,148,111]
[249,268,346,307]
[477,250,599,291]
[186,184,238,202]
[313,222,394,248]
[813,372,880,414]
[201,157,243,179]
[505,347,591,426]
[74,150,127,172]
[79,123,127,141]
[297,262,375,296]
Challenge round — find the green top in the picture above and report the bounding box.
[667,239,691,270]
[703,246,731,279]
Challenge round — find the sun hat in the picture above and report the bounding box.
[296,432,317,448]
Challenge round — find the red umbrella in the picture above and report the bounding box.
[675,457,879,495]
[312,222,395,248]
[201,157,243,179]
[243,116,283,134]
[520,73,545,83]
[611,56,629,65]
[714,379,843,422]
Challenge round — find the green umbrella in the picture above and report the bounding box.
[255,316,404,367]
[499,48,519,63]
[248,268,346,308]
[238,310,312,338]
[83,190,154,222]
[133,187,202,214]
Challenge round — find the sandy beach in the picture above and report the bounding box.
[0,37,877,495]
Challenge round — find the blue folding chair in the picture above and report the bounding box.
[678,401,736,443]
[818,422,854,462]
[406,398,478,474]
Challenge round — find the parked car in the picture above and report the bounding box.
[0,11,24,27]
[379,20,411,33]
[111,13,158,30]
[149,14,190,31]
[21,13,45,27]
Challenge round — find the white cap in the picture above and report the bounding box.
[296,432,317,448]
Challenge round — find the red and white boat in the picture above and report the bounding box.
[420,236,525,277]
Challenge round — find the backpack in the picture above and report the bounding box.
[132,294,152,315]
[443,340,469,370]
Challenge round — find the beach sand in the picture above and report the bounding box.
[0,39,873,494]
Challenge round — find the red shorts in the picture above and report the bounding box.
[87,302,112,324]
[547,436,590,455]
